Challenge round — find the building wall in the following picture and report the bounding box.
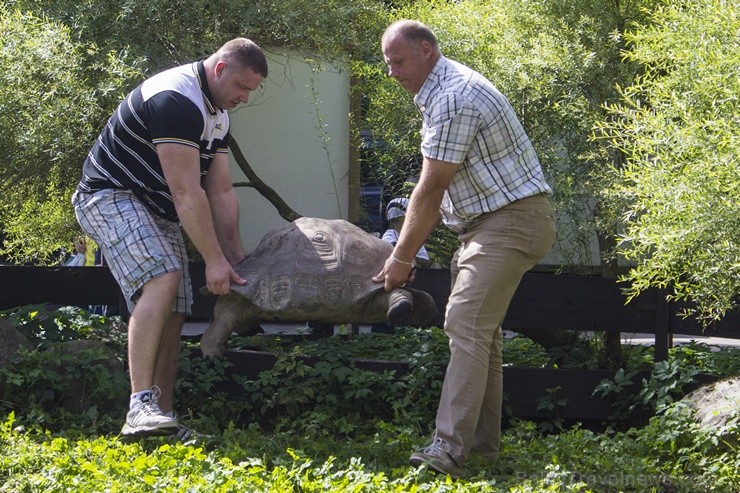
[228,50,350,252]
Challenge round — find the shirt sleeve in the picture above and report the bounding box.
[218,132,231,153]
[145,90,204,149]
[416,245,430,260]
[421,92,480,165]
[381,229,399,245]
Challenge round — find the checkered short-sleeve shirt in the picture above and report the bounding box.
[415,57,551,231]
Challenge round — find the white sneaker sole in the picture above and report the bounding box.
[121,422,178,438]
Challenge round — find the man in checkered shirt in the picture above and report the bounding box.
[374,20,556,477]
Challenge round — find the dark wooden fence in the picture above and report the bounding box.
[417,268,739,361]
[2,264,738,361]
[0,263,213,320]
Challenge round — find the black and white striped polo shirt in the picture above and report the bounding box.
[77,61,230,222]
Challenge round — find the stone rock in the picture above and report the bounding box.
[0,318,32,368]
[56,339,126,414]
[683,377,740,432]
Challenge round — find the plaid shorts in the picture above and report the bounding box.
[72,189,192,315]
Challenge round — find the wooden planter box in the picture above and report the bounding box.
[197,348,664,422]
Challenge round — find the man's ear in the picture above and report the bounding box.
[214,60,228,78]
[419,40,434,59]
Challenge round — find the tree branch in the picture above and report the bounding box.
[228,138,302,222]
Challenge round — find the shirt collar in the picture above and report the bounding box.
[195,60,219,115]
[414,55,448,113]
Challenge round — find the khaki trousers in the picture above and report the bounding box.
[435,194,556,466]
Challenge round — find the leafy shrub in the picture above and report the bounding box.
[225,329,447,436]
[0,306,129,433]
[2,306,740,490]
[593,341,740,428]
[0,7,146,263]
[1,305,126,350]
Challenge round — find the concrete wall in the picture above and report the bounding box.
[228,49,351,252]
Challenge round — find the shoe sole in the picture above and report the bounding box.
[409,453,462,477]
[121,423,178,439]
[409,454,425,468]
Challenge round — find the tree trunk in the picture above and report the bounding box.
[596,204,627,370]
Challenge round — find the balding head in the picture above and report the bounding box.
[381,20,441,94]
[382,20,439,53]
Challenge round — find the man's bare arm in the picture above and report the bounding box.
[374,156,458,291]
[157,143,244,295]
[202,152,245,265]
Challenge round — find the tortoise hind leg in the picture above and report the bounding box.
[407,287,439,327]
[200,293,262,359]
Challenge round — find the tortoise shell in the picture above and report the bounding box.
[229,217,393,320]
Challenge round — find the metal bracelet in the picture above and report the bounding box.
[391,254,415,267]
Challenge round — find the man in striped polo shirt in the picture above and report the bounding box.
[73,38,268,439]
[375,21,556,476]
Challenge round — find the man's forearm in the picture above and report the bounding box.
[209,188,245,264]
[393,184,444,263]
[174,189,225,264]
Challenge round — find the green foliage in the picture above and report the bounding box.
[635,402,740,491]
[2,408,739,491]
[231,326,450,363]
[0,306,128,433]
[1,308,740,490]
[174,347,252,435]
[499,417,740,492]
[0,344,129,433]
[11,0,388,71]
[637,360,701,413]
[593,342,740,420]
[230,328,448,436]
[0,305,126,349]
[535,386,569,433]
[0,7,145,263]
[595,0,740,322]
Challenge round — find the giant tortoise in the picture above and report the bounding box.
[200,217,439,358]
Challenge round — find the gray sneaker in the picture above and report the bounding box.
[121,386,178,438]
[173,423,194,442]
[170,424,213,445]
[409,436,462,478]
[165,415,214,445]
